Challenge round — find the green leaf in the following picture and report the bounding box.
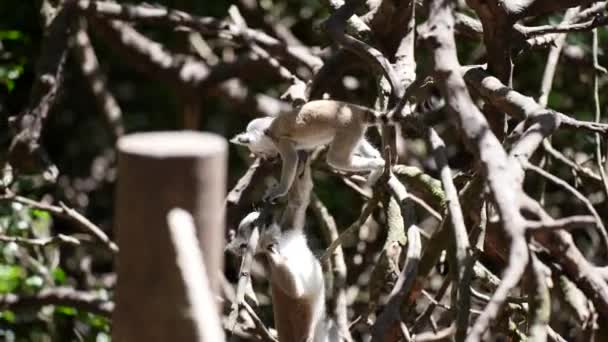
[30,209,50,220]
[4,80,14,92]
[0,30,24,41]
[86,313,110,331]
[51,267,66,284]
[0,265,24,293]
[55,306,77,316]
[0,64,24,92]
[0,310,16,323]
[31,209,52,238]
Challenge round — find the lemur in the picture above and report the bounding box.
[228,211,336,342]
[230,100,394,202]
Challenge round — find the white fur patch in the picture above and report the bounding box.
[279,230,324,297]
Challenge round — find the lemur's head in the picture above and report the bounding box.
[230,117,277,159]
[225,210,280,257]
[225,211,260,256]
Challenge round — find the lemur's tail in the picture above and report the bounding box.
[362,91,444,125]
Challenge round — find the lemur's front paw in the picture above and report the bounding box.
[263,185,287,203]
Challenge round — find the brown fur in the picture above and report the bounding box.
[231,100,386,201]
[267,100,379,147]
[271,285,316,342]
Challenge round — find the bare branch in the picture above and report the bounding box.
[521,160,607,246]
[325,0,402,102]
[59,202,119,253]
[527,215,599,232]
[0,287,114,317]
[426,127,472,340]
[75,0,321,70]
[521,14,608,37]
[227,223,259,332]
[0,234,82,247]
[537,8,580,108]
[371,226,421,341]
[592,27,608,200]
[311,193,353,342]
[8,2,75,178]
[521,197,608,317]
[71,17,124,139]
[527,252,550,342]
[421,1,532,340]
[542,140,603,184]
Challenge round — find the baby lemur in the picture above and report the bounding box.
[231,100,391,201]
[229,211,334,342]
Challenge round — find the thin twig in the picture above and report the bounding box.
[521,15,608,37]
[311,193,353,342]
[413,324,456,342]
[542,140,602,183]
[228,223,260,332]
[321,193,381,263]
[0,234,81,247]
[527,215,598,232]
[413,277,451,330]
[59,202,119,253]
[592,28,608,198]
[0,192,118,253]
[242,301,279,342]
[537,8,579,107]
[426,127,472,340]
[527,252,550,342]
[521,160,608,248]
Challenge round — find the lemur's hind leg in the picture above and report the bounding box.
[327,128,385,177]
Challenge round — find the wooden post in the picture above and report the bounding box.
[113,131,227,342]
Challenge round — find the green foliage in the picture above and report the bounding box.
[0,29,30,92]
[0,197,111,340]
[0,63,24,92]
[0,265,25,293]
[51,267,66,285]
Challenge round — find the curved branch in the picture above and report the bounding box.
[325,0,402,102]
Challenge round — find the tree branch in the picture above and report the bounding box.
[0,287,114,317]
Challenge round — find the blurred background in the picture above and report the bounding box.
[0,0,607,340]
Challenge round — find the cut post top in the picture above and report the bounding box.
[117,131,227,158]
